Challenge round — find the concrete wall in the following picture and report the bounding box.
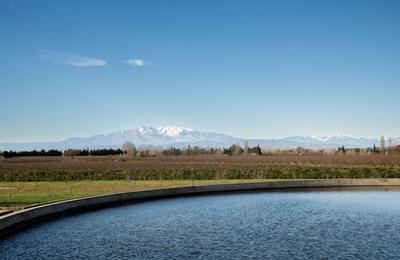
[1,178,400,238]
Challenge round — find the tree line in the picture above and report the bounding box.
[0,149,123,158]
[336,145,400,155]
[63,148,123,157]
[2,144,399,159]
[1,149,62,158]
[222,144,262,156]
[0,144,263,158]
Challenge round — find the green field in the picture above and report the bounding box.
[0,179,271,208]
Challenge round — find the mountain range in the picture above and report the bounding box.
[0,126,398,151]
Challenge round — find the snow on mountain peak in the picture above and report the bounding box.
[136,126,154,134]
[156,126,193,137]
[310,135,358,142]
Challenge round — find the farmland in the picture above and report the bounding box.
[1,154,400,207]
[1,154,400,181]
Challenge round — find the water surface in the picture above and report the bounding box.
[1,190,400,259]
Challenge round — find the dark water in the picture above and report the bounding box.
[1,191,400,259]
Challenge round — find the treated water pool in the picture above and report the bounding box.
[1,190,400,259]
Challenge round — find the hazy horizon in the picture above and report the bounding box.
[1,0,399,142]
[0,125,397,144]
[1,125,398,153]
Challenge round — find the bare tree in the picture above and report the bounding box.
[243,140,249,156]
[228,143,241,156]
[64,149,80,158]
[122,142,137,157]
[380,136,385,153]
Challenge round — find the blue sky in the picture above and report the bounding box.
[1,0,399,142]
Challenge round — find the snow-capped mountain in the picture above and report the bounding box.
[0,126,240,151]
[0,126,398,151]
[252,135,385,149]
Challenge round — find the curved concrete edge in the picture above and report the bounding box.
[1,178,400,238]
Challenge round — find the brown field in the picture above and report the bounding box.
[2,154,400,172]
[1,154,400,182]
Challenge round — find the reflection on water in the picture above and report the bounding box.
[1,190,400,259]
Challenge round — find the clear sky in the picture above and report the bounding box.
[1,0,399,142]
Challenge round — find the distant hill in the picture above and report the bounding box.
[0,126,398,151]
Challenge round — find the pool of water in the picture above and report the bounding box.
[1,190,400,259]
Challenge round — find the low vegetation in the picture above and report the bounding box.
[0,179,269,207]
[1,155,400,181]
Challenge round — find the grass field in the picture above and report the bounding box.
[0,179,271,208]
